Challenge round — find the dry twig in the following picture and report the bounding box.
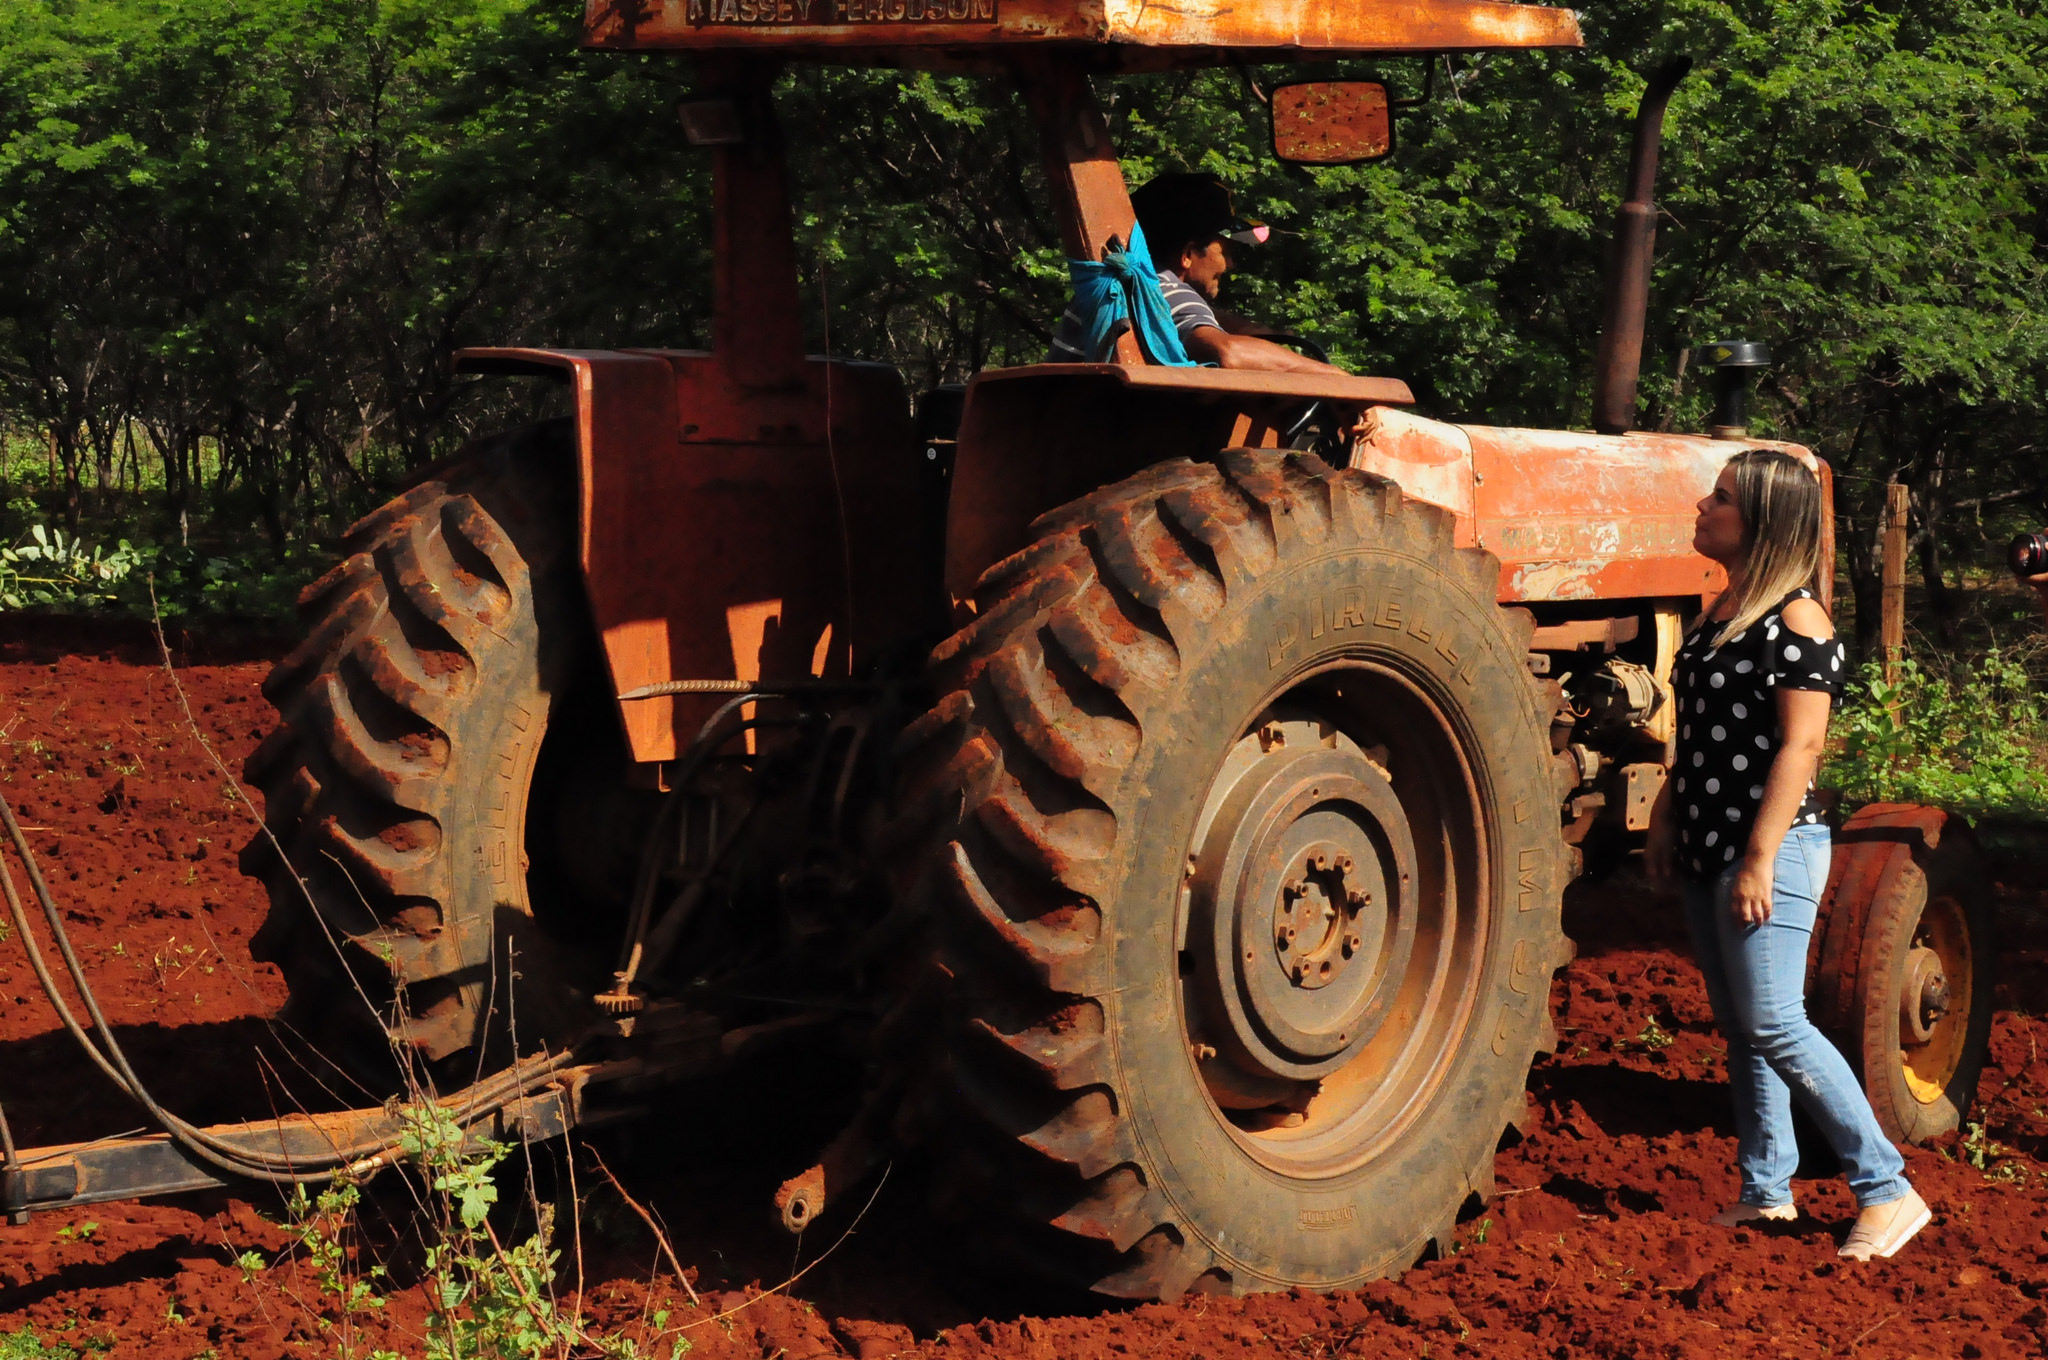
[582,1144,702,1307]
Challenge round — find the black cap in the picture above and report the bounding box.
[1130,174,1268,262]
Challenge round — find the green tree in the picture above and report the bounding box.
[2,0,2045,639]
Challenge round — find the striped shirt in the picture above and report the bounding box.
[1047,270,1221,362]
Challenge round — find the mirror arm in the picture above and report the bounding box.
[1390,56,1436,111]
[1233,56,1270,106]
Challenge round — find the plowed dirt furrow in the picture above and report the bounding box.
[1,617,2044,1359]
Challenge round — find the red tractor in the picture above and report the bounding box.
[1,0,1990,1303]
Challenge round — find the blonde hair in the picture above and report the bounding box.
[1709,450,1826,647]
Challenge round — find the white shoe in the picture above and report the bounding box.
[1838,1188,1931,1261]
[1711,1200,1798,1227]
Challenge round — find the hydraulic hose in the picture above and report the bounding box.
[0,791,578,1185]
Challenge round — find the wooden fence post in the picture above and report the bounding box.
[1881,479,1909,725]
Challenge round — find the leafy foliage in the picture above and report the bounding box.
[0,1331,82,1360]
[0,523,139,609]
[0,515,314,619]
[1824,651,2048,815]
[0,0,2045,631]
[281,1100,672,1360]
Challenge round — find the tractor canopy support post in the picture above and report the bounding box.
[1016,57,1143,365]
[704,57,810,389]
[1590,57,1691,436]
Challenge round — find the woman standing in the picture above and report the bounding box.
[1646,449,1930,1261]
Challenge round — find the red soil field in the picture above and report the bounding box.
[2,615,2046,1359]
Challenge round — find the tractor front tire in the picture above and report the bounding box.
[244,420,588,1080]
[896,450,1571,1300]
[1813,805,1992,1144]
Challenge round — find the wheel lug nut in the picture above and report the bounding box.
[1311,853,1329,871]
[1338,855,1355,875]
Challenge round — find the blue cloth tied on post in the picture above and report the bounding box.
[1063,221,1200,367]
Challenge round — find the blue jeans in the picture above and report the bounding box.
[1680,821,1908,1210]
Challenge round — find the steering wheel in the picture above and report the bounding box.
[1261,334,1345,453]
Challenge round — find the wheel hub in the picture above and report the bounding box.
[1274,849,1376,990]
[1192,730,1418,1083]
[1899,945,1950,1047]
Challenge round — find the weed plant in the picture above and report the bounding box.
[1824,650,2048,817]
[0,514,314,621]
[0,1329,105,1360]
[266,1066,685,1359]
[2,426,326,623]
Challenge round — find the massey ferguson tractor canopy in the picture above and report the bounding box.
[583,0,1585,63]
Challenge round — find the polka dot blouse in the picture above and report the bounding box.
[1671,587,1847,882]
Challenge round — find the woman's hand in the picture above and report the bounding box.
[1731,853,1774,926]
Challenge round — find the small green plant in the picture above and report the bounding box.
[0,517,319,623]
[272,1098,671,1360]
[1956,1120,2035,1182]
[54,1221,98,1243]
[1473,1216,1492,1245]
[287,1176,387,1356]
[1634,1017,1674,1051]
[397,1103,570,1360]
[235,1249,268,1282]
[1826,652,2048,816]
[0,1328,83,1360]
[0,525,142,611]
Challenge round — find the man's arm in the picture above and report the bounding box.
[1184,325,1349,376]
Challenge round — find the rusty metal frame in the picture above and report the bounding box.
[584,0,1584,61]
[0,1078,586,1216]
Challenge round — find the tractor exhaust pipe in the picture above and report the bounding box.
[1591,57,1693,436]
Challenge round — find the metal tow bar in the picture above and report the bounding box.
[0,1065,593,1219]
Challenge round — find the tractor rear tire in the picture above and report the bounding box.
[243,420,591,1081]
[895,450,1571,1300]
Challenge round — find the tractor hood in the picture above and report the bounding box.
[584,0,1584,66]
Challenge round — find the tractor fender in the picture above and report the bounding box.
[454,346,934,765]
[947,371,1829,615]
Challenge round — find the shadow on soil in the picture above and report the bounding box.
[0,1017,374,1148]
[1533,1062,1732,1140]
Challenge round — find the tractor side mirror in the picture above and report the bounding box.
[1270,81,1394,166]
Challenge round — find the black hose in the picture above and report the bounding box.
[0,791,578,1184]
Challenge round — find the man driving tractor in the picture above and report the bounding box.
[1049,172,1350,376]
